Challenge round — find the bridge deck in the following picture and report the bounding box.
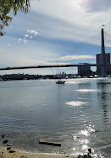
[0,64,109,71]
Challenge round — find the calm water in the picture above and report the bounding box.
[0,78,111,157]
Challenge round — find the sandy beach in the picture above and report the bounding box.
[0,147,77,158]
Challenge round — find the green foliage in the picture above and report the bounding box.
[0,0,30,36]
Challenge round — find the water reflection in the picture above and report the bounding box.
[76,89,97,93]
[97,81,109,123]
[77,82,94,103]
[0,0,30,36]
[96,80,111,157]
[66,101,87,107]
[80,129,90,136]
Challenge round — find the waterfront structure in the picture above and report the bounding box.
[96,28,111,76]
[96,53,111,75]
[78,63,91,77]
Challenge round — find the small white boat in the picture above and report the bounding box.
[56,80,66,84]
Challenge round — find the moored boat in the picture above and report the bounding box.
[56,80,66,84]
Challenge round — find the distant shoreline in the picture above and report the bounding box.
[0,73,101,81]
[0,76,109,82]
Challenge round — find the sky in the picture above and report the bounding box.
[1,0,111,74]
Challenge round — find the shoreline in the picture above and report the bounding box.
[0,147,77,158]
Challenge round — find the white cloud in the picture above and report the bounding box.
[24,34,29,38]
[51,55,96,61]
[27,29,38,36]
[18,29,38,45]
[79,0,111,12]
[0,35,60,68]
[46,62,71,65]
[30,0,111,45]
[18,38,27,44]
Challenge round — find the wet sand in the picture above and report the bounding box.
[0,147,77,158]
[0,134,92,158]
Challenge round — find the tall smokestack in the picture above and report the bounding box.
[101,27,106,76]
[101,28,105,55]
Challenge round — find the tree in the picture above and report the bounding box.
[0,0,30,36]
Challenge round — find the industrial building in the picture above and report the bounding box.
[78,63,91,77]
[96,28,111,76]
[96,53,111,75]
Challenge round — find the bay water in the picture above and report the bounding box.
[0,78,111,157]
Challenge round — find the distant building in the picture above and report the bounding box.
[56,72,66,79]
[96,53,111,75]
[78,63,91,77]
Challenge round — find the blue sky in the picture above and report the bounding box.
[1,0,111,74]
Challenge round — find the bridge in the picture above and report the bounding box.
[0,63,109,71]
[0,64,97,71]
